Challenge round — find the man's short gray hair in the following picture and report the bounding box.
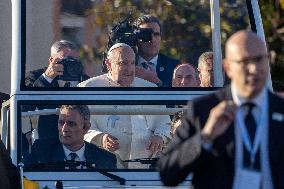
[51,40,78,57]
[135,14,162,33]
[198,52,213,68]
[60,105,90,122]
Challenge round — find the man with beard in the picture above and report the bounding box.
[78,43,172,168]
[135,15,180,87]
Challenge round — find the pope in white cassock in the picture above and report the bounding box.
[78,43,172,168]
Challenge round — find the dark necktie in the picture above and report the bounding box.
[242,102,260,170]
[69,152,77,161]
[244,103,257,143]
[141,62,155,70]
[64,81,71,87]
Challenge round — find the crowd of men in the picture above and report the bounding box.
[1,13,284,189]
[21,14,216,168]
[26,15,215,90]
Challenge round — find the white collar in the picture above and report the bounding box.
[62,143,86,161]
[106,73,134,87]
[138,55,159,66]
[231,83,267,109]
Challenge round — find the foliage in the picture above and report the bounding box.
[86,0,282,79]
[90,0,212,65]
[259,0,284,82]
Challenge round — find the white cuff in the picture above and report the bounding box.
[42,73,53,83]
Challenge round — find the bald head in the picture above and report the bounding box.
[172,63,198,87]
[223,30,269,99]
[225,30,267,60]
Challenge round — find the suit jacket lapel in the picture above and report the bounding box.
[51,142,66,162]
[216,85,233,101]
[214,86,235,158]
[84,142,97,164]
[267,92,283,168]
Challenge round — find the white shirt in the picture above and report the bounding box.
[77,74,157,88]
[42,73,53,83]
[42,73,79,87]
[62,143,86,161]
[231,84,273,189]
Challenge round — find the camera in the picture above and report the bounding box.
[56,57,83,81]
[108,17,153,48]
[102,16,153,72]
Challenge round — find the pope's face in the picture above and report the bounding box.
[108,47,135,87]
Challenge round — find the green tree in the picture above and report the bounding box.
[259,0,284,83]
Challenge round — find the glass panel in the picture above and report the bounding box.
[24,1,212,89]
[219,0,250,49]
[19,101,188,170]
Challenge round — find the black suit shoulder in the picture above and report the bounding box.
[25,67,58,87]
[189,87,231,119]
[269,91,284,113]
[25,67,90,87]
[24,138,62,165]
[84,142,117,169]
[0,141,20,189]
[159,87,234,187]
[157,53,180,87]
[159,53,179,63]
[25,139,117,169]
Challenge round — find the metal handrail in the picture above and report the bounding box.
[21,107,186,117]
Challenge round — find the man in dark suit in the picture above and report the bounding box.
[159,30,284,189]
[135,15,180,87]
[25,40,89,87]
[0,140,20,189]
[23,40,90,141]
[24,105,117,169]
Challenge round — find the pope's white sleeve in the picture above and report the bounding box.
[21,116,32,134]
[84,115,104,146]
[147,105,172,143]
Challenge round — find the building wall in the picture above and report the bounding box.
[26,1,53,72]
[0,1,104,95]
[0,1,53,94]
[0,1,12,94]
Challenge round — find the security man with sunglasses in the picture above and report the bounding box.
[135,15,180,87]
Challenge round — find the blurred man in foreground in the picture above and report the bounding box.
[159,31,284,189]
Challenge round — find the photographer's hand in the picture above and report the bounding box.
[44,57,64,79]
[135,66,162,86]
